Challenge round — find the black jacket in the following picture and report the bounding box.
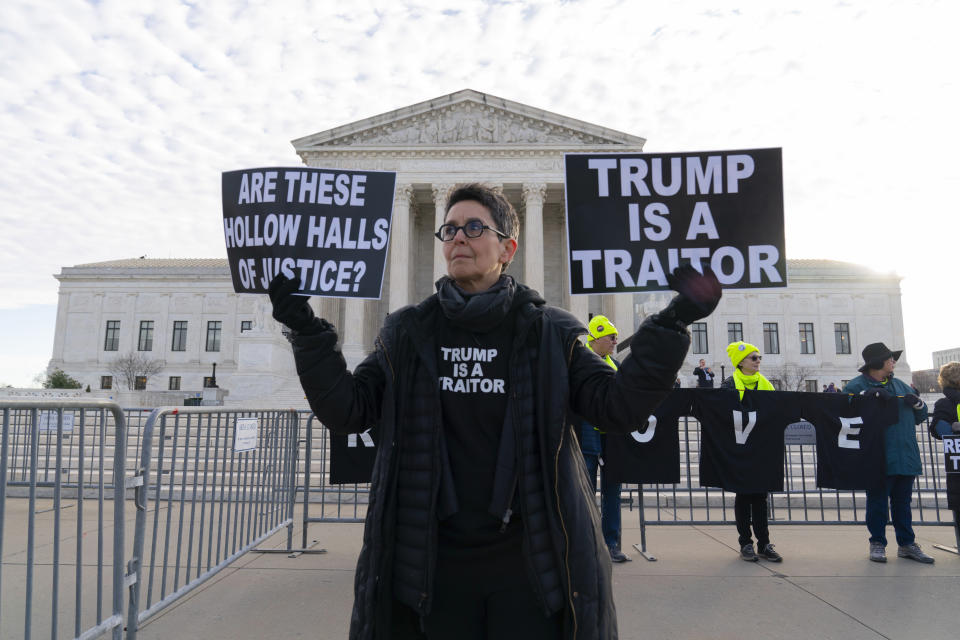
[930,388,960,439]
[290,287,689,640]
[693,366,714,388]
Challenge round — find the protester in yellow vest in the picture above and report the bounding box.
[720,341,782,562]
[578,315,631,562]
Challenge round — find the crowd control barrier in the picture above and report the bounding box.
[294,414,956,548]
[1,399,130,640]
[629,416,954,526]
[124,407,301,635]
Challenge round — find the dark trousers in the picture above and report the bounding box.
[866,474,916,547]
[580,427,622,549]
[735,493,770,548]
[391,575,561,639]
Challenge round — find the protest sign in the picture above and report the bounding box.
[564,148,785,294]
[943,436,960,510]
[222,167,396,298]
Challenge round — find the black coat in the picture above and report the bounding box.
[930,388,960,439]
[289,289,689,640]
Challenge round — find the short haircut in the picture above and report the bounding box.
[939,361,960,390]
[446,183,520,241]
[445,183,520,272]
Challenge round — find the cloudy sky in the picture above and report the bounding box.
[1,0,957,387]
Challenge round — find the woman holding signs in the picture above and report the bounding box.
[269,183,721,640]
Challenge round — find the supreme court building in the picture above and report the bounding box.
[46,90,911,407]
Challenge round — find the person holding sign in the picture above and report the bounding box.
[929,362,960,439]
[269,183,722,640]
[720,341,783,562]
[577,315,631,563]
[842,342,933,564]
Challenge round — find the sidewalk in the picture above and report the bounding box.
[128,516,960,640]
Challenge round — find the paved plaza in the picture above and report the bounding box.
[110,515,960,639]
[2,500,958,640]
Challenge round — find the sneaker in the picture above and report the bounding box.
[897,543,935,564]
[869,542,887,563]
[758,543,783,562]
[609,545,632,563]
[740,543,758,562]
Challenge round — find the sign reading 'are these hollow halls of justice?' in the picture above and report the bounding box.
[222,167,396,299]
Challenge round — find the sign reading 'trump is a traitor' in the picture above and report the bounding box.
[221,167,396,298]
[564,149,786,294]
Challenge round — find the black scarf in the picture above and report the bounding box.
[436,274,517,332]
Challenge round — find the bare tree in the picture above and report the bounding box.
[766,364,818,392]
[912,369,941,394]
[108,352,164,390]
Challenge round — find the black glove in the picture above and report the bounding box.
[652,265,722,329]
[268,274,323,334]
[859,387,890,400]
[902,393,924,409]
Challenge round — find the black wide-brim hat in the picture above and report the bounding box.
[858,342,902,373]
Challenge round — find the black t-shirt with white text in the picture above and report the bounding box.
[436,317,518,563]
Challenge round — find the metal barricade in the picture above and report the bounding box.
[124,408,301,637]
[1,399,129,640]
[290,413,953,531]
[628,415,954,526]
[289,415,367,554]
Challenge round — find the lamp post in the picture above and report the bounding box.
[210,362,218,388]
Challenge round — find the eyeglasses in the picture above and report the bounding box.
[435,220,509,242]
[748,355,762,361]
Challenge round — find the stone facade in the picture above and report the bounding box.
[933,347,960,370]
[45,90,911,406]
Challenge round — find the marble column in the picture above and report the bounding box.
[389,184,414,311]
[341,298,366,368]
[612,293,635,348]
[522,183,546,295]
[560,202,589,322]
[432,183,454,282]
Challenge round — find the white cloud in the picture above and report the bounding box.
[1,0,958,384]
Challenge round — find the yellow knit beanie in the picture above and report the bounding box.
[726,341,759,368]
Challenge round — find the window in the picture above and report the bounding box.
[171,321,188,351]
[241,320,252,333]
[138,320,154,351]
[203,376,216,388]
[206,321,222,352]
[104,320,120,351]
[134,376,147,390]
[100,375,112,390]
[834,323,851,354]
[804,379,818,393]
[168,376,181,391]
[841,379,850,389]
[727,322,743,344]
[763,322,780,354]
[799,323,816,354]
[691,322,708,354]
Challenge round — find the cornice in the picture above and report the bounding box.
[292,89,645,151]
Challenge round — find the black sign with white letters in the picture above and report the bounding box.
[222,167,396,298]
[564,149,785,294]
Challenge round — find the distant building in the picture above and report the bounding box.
[636,260,911,391]
[45,91,912,405]
[933,347,960,369]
